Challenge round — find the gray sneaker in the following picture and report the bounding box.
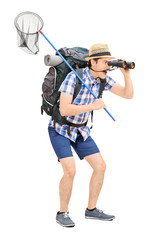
[56,211,75,227]
[85,208,115,221]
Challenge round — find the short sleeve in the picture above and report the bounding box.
[59,71,76,95]
[105,75,116,91]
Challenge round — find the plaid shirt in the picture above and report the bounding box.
[49,67,116,142]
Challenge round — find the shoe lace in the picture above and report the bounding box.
[63,212,70,218]
[97,208,103,213]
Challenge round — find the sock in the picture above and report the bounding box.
[57,211,66,214]
[87,207,96,211]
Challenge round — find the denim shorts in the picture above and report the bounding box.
[48,127,100,161]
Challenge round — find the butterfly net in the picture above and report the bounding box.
[14,12,44,55]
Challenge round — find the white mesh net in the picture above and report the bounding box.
[14,12,44,55]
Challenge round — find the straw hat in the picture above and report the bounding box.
[85,43,115,61]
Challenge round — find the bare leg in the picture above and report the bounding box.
[59,157,76,212]
[85,153,106,209]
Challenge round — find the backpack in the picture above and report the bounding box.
[41,47,106,135]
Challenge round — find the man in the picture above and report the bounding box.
[48,43,134,227]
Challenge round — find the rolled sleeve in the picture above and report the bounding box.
[105,75,116,91]
[59,72,76,95]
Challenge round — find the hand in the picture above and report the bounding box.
[92,99,107,110]
[119,67,130,76]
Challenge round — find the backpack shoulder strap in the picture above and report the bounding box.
[90,78,106,129]
[73,66,82,100]
[98,78,106,98]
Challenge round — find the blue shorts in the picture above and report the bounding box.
[48,127,100,161]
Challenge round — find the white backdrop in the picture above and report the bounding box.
[1,0,160,239]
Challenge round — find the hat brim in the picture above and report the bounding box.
[85,55,115,61]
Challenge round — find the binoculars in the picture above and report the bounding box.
[108,59,135,69]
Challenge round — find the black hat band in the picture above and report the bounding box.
[89,51,111,58]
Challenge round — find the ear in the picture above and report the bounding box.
[90,59,96,67]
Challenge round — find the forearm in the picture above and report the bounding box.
[60,103,94,117]
[123,74,134,99]
[60,92,106,117]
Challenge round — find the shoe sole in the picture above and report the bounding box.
[85,216,115,221]
[56,220,75,227]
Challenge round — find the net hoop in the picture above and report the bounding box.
[14,11,44,35]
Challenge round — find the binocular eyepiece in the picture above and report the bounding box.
[108,59,135,69]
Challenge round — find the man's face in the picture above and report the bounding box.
[91,58,111,79]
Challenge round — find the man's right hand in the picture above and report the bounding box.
[92,99,107,110]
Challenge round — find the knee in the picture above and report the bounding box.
[100,161,107,173]
[94,161,106,174]
[64,168,76,179]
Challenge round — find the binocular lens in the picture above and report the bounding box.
[122,61,127,68]
[126,62,135,69]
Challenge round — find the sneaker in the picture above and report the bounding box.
[85,208,115,221]
[56,211,75,227]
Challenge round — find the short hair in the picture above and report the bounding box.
[88,58,100,68]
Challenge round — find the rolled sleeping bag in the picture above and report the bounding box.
[44,55,63,66]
